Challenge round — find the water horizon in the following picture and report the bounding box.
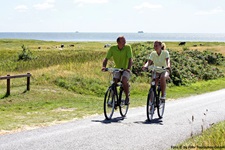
[1,32,225,42]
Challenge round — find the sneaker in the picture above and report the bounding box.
[125,97,130,105]
[107,101,112,107]
[160,96,166,103]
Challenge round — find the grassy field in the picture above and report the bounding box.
[0,40,225,147]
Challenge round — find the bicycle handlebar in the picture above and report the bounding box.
[143,66,169,72]
[148,66,169,71]
[104,68,124,72]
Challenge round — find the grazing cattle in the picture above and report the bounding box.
[69,44,74,47]
[104,44,111,48]
[61,44,64,48]
[179,42,186,46]
[38,47,41,49]
[193,44,197,47]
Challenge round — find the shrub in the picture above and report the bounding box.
[18,45,36,61]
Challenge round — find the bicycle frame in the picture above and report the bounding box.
[150,70,161,107]
[103,68,129,120]
[110,82,123,107]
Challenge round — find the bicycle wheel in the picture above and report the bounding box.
[147,89,155,121]
[157,90,165,118]
[119,89,129,117]
[104,87,115,120]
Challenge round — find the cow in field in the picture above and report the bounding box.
[179,42,186,46]
[104,44,111,48]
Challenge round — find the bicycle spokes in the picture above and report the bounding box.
[157,99,165,119]
[147,90,155,121]
[119,90,129,117]
[104,88,115,120]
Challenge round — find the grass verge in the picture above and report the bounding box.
[172,121,225,150]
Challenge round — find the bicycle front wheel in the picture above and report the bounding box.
[104,87,115,120]
[147,89,155,121]
[119,89,129,117]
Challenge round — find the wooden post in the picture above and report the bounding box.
[27,73,30,91]
[7,74,10,95]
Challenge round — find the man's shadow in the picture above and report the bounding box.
[92,117,126,124]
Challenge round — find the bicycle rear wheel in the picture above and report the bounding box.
[104,87,115,120]
[157,90,165,118]
[147,89,155,121]
[119,89,129,117]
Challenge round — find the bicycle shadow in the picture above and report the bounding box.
[134,118,163,125]
[92,117,126,124]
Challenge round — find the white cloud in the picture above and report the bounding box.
[74,0,108,6]
[134,2,163,10]
[15,5,29,12]
[195,7,224,15]
[34,0,55,10]
[75,0,108,3]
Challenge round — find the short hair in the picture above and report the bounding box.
[117,36,125,43]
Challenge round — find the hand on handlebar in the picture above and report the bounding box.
[101,67,106,72]
[142,66,148,71]
[125,69,131,73]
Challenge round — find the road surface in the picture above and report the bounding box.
[0,89,225,150]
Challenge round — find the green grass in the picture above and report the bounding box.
[172,121,225,150]
[0,39,225,147]
[167,77,225,99]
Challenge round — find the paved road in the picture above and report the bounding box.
[0,89,225,150]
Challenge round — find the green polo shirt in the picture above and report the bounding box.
[106,45,133,69]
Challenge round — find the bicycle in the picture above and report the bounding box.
[146,66,168,121]
[103,68,129,120]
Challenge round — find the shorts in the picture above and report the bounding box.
[156,70,170,79]
[113,70,131,80]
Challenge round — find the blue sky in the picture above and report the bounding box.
[1,0,225,33]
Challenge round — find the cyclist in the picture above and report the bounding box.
[142,41,170,102]
[102,36,133,105]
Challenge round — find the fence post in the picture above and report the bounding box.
[27,73,30,91]
[7,74,10,95]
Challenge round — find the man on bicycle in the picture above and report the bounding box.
[102,36,133,105]
[143,41,170,102]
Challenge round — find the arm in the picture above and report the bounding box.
[166,58,170,68]
[102,58,108,71]
[166,57,171,74]
[142,60,153,70]
[126,58,132,72]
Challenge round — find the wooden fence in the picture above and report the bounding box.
[0,73,31,95]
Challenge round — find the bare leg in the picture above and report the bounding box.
[122,76,129,98]
[160,71,169,98]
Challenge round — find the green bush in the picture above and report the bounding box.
[18,45,36,61]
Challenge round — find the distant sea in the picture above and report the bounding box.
[0,32,225,42]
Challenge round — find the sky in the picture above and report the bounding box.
[1,0,225,33]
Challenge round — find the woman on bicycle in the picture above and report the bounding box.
[142,41,170,102]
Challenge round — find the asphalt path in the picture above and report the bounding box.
[0,89,225,150]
